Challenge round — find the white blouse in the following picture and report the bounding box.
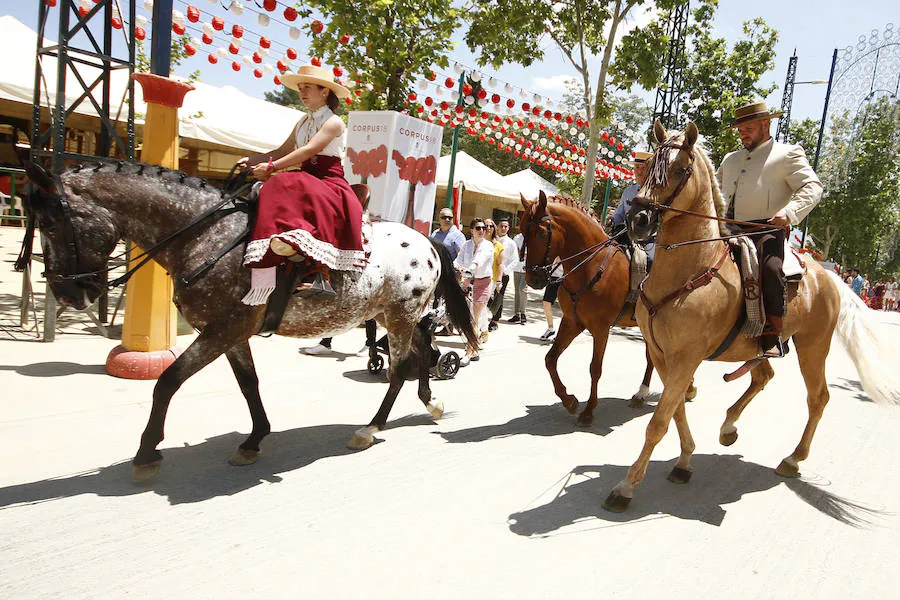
[292,105,344,157]
[454,238,494,279]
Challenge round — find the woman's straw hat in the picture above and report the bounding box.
[281,65,350,99]
[730,100,783,127]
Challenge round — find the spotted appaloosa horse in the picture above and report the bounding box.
[23,161,478,482]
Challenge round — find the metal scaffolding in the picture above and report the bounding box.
[776,50,798,142]
[651,1,690,131]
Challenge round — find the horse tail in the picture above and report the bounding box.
[430,239,479,351]
[829,271,900,406]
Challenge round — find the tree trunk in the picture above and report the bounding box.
[822,224,837,261]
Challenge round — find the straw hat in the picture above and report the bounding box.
[628,151,653,164]
[281,65,350,99]
[730,100,783,127]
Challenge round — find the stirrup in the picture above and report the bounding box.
[294,272,336,298]
[761,336,785,359]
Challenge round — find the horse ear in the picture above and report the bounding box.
[538,190,547,211]
[654,119,668,144]
[520,193,532,210]
[684,122,699,148]
[24,161,59,196]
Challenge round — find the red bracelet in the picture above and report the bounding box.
[265,157,275,173]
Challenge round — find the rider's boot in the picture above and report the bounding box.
[760,315,785,358]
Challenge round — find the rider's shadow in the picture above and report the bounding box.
[0,414,436,507]
[438,401,654,443]
[507,454,886,536]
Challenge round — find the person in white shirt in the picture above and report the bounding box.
[489,218,520,331]
[454,217,494,364]
[507,232,528,324]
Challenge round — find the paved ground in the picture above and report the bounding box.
[2,225,900,599]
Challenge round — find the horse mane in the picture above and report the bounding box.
[68,160,214,194]
[545,195,604,227]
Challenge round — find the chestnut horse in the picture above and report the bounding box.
[603,121,900,512]
[519,193,693,426]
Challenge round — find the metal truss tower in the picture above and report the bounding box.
[776,50,798,142]
[651,1,691,131]
[31,0,136,172]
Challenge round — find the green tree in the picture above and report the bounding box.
[135,35,201,83]
[466,0,686,206]
[810,98,900,272]
[264,87,304,110]
[785,117,820,156]
[296,0,462,111]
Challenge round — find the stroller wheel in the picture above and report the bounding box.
[436,351,460,379]
[367,354,385,375]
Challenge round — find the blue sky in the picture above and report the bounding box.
[5,1,897,123]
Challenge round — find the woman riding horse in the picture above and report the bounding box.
[240,65,364,304]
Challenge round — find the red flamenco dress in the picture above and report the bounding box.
[242,108,366,305]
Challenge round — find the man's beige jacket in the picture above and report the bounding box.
[716,137,823,225]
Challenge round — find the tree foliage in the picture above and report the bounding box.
[296,0,462,111]
[785,117,821,157]
[810,97,900,274]
[135,35,201,83]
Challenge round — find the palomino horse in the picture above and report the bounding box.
[22,161,478,482]
[518,193,693,426]
[603,121,900,512]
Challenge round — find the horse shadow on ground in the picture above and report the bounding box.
[518,334,554,346]
[0,361,108,377]
[508,453,888,535]
[0,413,436,508]
[828,377,872,403]
[610,327,645,343]
[439,400,655,444]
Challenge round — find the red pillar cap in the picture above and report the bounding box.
[133,73,195,109]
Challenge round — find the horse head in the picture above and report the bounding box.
[23,161,118,309]
[627,120,701,244]
[519,190,566,289]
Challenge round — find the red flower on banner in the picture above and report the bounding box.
[392,151,437,230]
[347,145,388,182]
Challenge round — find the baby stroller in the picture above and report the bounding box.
[366,302,461,379]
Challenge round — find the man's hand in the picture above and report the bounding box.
[768,209,790,229]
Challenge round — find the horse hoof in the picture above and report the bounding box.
[602,491,632,513]
[228,448,260,466]
[629,394,645,408]
[131,460,161,484]
[719,430,738,446]
[667,466,693,484]
[576,413,593,427]
[348,426,376,450]
[685,385,698,401]
[562,396,578,415]
[775,458,801,478]
[426,398,444,420]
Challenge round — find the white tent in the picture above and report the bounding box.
[435,151,520,210]
[0,16,300,155]
[501,168,559,200]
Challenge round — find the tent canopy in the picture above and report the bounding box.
[0,16,300,154]
[501,168,559,200]
[436,151,520,205]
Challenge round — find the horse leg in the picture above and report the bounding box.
[545,315,584,415]
[775,336,831,477]
[604,362,699,512]
[577,326,610,426]
[719,359,775,446]
[667,400,696,484]
[630,343,655,407]
[347,318,417,450]
[132,330,235,482]
[414,324,444,420]
[225,342,271,466]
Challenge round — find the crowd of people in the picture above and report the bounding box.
[841,268,898,311]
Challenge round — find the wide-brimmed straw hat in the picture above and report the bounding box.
[730,101,783,127]
[627,150,654,164]
[281,65,350,99]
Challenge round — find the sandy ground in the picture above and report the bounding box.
[1,225,900,599]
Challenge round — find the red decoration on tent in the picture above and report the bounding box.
[490,94,500,104]
[212,16,224,31]
[601,131,609,140]
[333,66,343,77]
[134,26,146,40]
[311,20,324,34]
[506,99,515,109]
[408,92,417,101]
[252,52,262,63]
[77,5,88,17]
[440,101,449,111]
[424,97,433,106]
[184,43,196,56]
[339,33,351,45]
[112,17,122,30]
[426,70,436,81]
[45,0,57,6]
[273,75,281,85]
[276,60,288,72]
[476,89,487,100]
[207,53,218,64]
[172,22,186,35]
[187,6,200,23]
[229,43,239,54]
[232,61,241,71]
[259,36,271,49]
[345,97,353,105]
[283,7,298,21]
[253,68,263,78]
[287,48,298,60]
[444,77,454,88]
[202,33,213,44]
[309,55,320,66]
[462,83,473,96]
[263,0,277,10]
[232,25,243,38]
[616,142,624,151]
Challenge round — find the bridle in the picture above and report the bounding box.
[519,212,555,276]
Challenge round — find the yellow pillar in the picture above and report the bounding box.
[107,74,194,379]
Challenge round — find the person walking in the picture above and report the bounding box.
[454,218,494,365]
[507,231,528,325]
[489,217,519,331]
[717,100,823,358]
[850,268,864,297]
[483,219,506,333]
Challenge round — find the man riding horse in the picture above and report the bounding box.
[717,101,823,358]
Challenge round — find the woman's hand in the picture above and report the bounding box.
[236,157,250,167]
[251,162,273,181]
